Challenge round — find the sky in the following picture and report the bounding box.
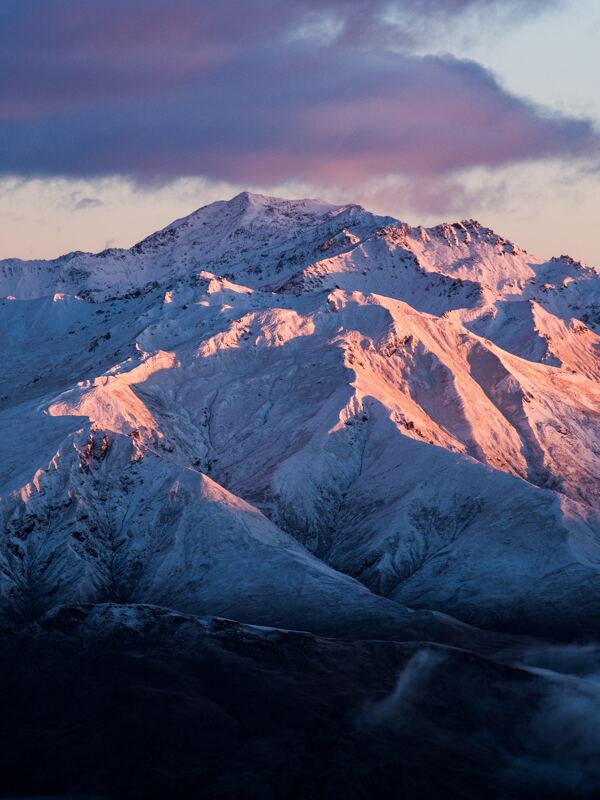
[0,0,599,263]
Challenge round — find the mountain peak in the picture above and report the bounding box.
[423,218,523,254]
[2,192,597,315]
[228,190,273,207]
[225,190,344,219]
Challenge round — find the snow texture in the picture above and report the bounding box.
[1,191,599,639]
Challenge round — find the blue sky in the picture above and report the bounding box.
[0,0,598,263]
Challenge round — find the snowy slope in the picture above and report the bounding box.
[1,192,599,638]
[2,424,451,639]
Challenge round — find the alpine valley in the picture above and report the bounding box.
[2,192,600,799]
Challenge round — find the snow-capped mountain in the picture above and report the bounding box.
[1,191,599,639]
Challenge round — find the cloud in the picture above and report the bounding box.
[0,0,558,52]
[356,648,447,730]
[0,2,562,115]
[72,195,103,211]
[0,0,594,191]
[506,672,600,793]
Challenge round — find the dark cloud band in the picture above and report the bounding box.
[0,0,594,185]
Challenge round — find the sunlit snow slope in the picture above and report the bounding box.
[1,192,599,637]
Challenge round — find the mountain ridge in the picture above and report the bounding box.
[1,191,599,640]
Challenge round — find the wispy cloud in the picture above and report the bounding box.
[73,196,102,211]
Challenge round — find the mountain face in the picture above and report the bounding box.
[2,191,598,637]
[2,191,600,798]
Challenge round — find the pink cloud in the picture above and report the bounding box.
[0,0,594,197]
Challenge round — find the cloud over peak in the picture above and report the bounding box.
[0,0,595,190]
